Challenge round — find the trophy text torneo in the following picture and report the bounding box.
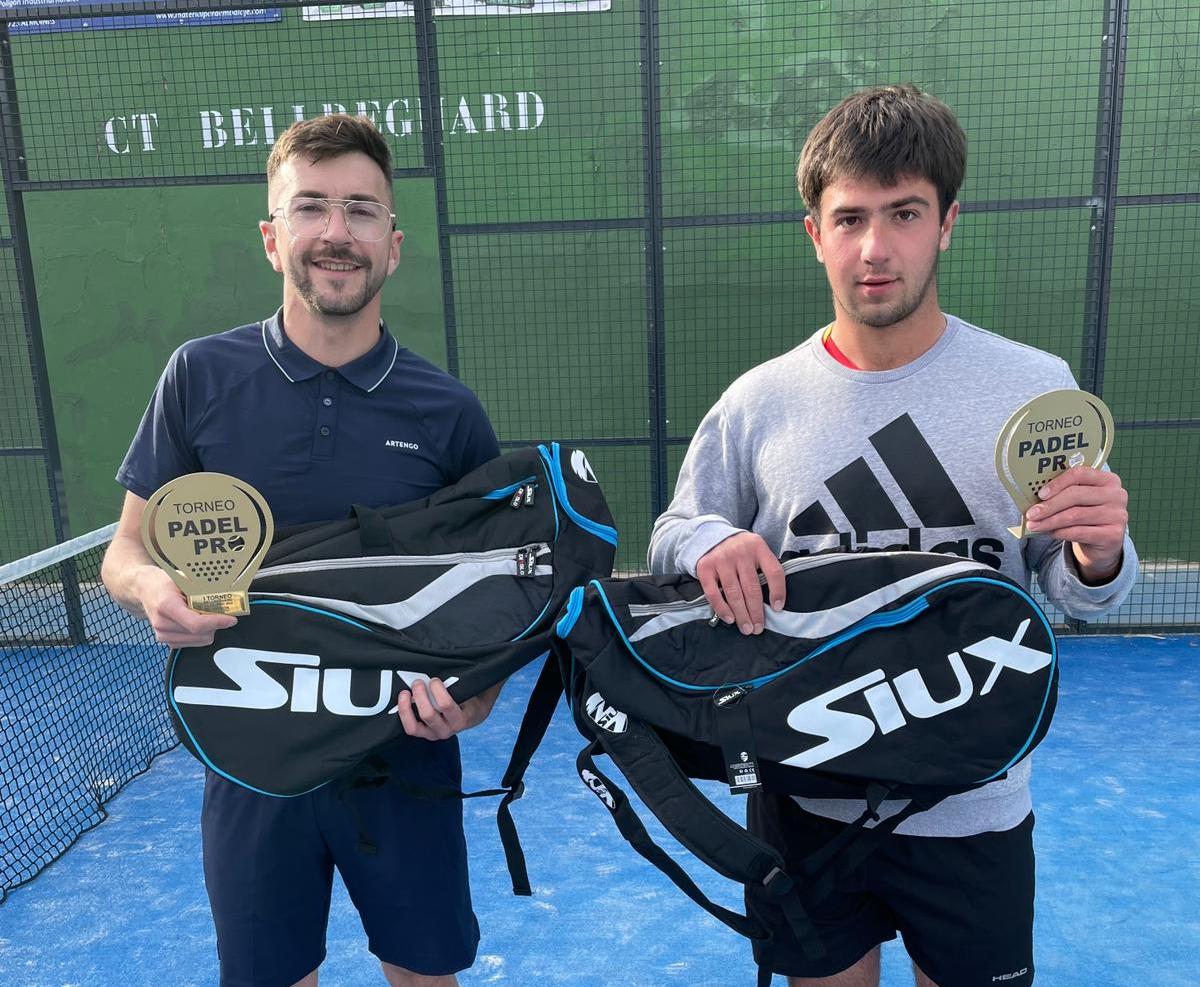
[994,389,1115,539]
[140,473,274,616]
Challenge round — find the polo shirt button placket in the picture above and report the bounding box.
[315,372,338,461]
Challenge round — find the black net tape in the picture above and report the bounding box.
[0,535,175,902]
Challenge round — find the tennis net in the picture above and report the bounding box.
[0,526,176,903]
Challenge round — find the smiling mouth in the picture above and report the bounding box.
[312,259,362,272]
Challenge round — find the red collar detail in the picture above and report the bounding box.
[822,328,861,370]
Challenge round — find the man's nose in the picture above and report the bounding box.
[321,204,354,244]
[860,220,890,265]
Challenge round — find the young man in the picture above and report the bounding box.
[648,85,1137,987]
[102,114,500,987]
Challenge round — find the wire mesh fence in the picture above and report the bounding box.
[0,0,1196,907]
[1,0,1196,620]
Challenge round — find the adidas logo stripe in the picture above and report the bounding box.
[788,415,998,566]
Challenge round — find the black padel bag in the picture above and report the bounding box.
[550,551,1057,970]
[168,443,616,799]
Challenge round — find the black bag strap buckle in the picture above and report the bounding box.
[761,866,794,896]
[760,867,827,964]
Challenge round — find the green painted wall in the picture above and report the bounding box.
[23,180,443,540]
[3,0,1198,575]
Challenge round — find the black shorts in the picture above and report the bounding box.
[746,793,1035,987]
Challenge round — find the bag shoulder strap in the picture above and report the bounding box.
[493,651,565,895]
[583,715,827,961]
[335,650,563,892]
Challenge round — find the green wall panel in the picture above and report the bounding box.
[11,13,424,181]
[579,444,652,574]
[436,6,645,224]
[0,457,58,563]
[1104,205,1200,423]
[1119,1,1200,197]
[0,250,38,451]
[665,440,688,509]
[24,178,442,536]
[938,208,1092,376]
[664,222,825,435]
[1109,428,1200,565]
[1,244,58,561]
[659,0,1102,219]
[452,229,647,442]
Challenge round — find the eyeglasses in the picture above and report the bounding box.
[268,197,396,242]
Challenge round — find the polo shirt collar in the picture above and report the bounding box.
[261,308,399,392]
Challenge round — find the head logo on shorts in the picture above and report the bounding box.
[570,449,598,483]
[585,691,628,733]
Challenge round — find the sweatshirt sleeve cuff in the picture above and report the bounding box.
[1058,537,1139,607]
[675,519,746,577]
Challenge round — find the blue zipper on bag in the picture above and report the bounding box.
[592,581,930,693]
[482,458,560,639]
[595,575,1054,698]
[482,474,538,502]
[556,585,586,638]
[538,442,618,547]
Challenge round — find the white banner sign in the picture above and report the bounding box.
[302,1,609,21]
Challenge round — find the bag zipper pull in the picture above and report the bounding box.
[523,482,535,507]
[509,487,525,509]
[516,546,537,577]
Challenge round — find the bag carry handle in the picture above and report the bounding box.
[350,503,395,556]
[591,718,783,885]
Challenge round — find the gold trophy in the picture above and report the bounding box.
[995,389,1115,539]
[140,473,274,615]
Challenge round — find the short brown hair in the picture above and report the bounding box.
[797,84,966,222]
[266,113,393,193]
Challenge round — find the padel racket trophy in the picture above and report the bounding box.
[140,473,273,615]
[994,389,1114,539]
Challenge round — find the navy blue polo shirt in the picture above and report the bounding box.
[118,309,499,525]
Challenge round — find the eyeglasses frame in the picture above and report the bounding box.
[266,196,397,243]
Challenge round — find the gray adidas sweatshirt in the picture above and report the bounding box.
[648,316,1138,837]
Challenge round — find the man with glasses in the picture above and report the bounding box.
[102,114,500,987]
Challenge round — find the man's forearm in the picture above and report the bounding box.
[101,533,158,619]
[466,681,504,730]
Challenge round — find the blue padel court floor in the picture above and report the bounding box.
[2,635,1197,986]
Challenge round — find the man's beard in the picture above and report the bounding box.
[845,253,940,329]
[288,247,386,317]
